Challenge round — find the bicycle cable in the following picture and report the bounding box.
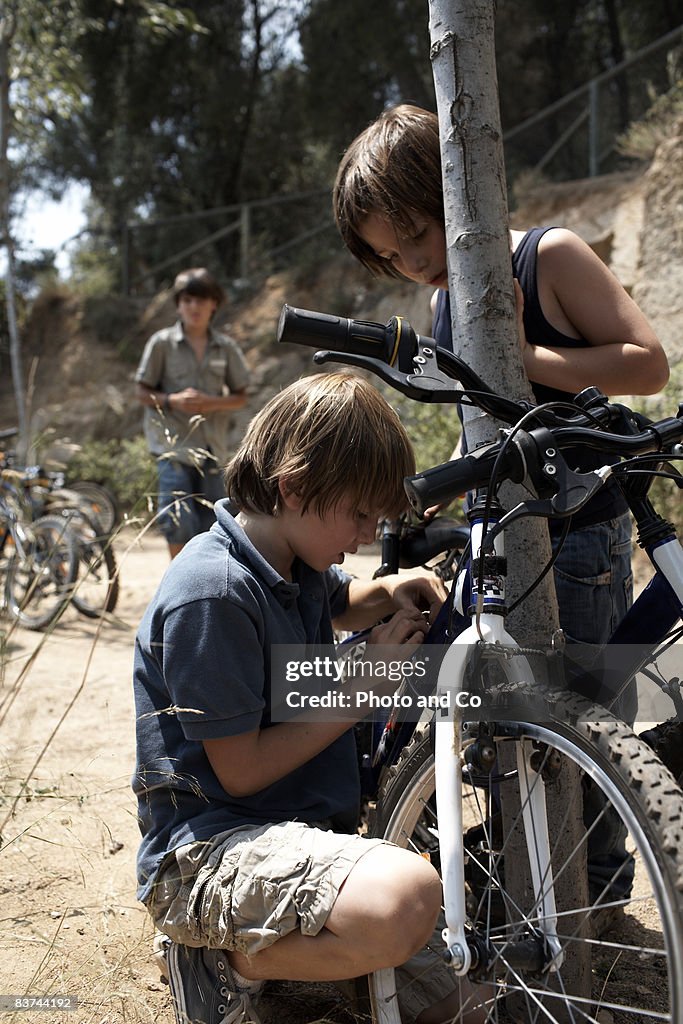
[473,399,600,634]
[507,515,572,614]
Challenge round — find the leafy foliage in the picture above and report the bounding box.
[380,385,461,478]
[5,0,683,293]
[617,79,683,159]
[65,435,156,517]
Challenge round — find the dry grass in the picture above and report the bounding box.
[0,524,374,1024]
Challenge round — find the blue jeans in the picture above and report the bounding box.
[552,511,635,900]
[156,457,226,546]
[552,512,633,645]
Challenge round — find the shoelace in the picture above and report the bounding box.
[220,988,264,1024]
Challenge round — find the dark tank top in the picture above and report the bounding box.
[432,226,627,528]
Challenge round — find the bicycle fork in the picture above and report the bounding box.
[434,504,563,975]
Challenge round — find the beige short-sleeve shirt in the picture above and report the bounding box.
[135,321,249,466]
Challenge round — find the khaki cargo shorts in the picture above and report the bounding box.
[147,820,464,1023]
[147,820,384,956]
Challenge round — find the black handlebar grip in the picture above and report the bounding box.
[404,447,505,515]
[277,304,391,361]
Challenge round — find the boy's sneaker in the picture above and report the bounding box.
[163,940,264,1024]
[153,931,171,982]
[589,901,626,940]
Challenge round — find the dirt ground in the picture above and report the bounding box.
[0,528,675,1024]
[0,528,379,1024]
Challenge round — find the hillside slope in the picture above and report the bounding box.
[1,129,681,465]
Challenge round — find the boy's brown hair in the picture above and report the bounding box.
[172,267,225,307]
[333,104,444,279]
[225,371,414,517]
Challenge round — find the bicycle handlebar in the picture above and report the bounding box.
[277,302,683,517]
[404,418,683,515]
[277,304,631,429]
[278,303,525,415]
[277,305,404,366]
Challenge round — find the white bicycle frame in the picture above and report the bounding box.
[369,494,683,1020]
[649,534,683,607]
[435,512,563,975]
[434,511,683,978]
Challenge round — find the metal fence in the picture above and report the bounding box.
[121,24,683,295]
[121,188,334,297]
[503,23,683,182]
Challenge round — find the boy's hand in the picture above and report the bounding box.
[367,606,429,648]
[338,573,446,634]
[383,573,447,626]
[171,387,210,414]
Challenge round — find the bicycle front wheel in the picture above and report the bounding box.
[5,515,78,630]
[366,690,683,1023]
[64,511,119,618]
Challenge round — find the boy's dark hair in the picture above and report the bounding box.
[333,105,445,279]
[225,371,415,518]
[172,267,225,307]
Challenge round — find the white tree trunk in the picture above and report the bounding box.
[429,0,557,646]
[428,3,590,1013]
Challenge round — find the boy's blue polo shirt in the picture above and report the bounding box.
[133,500,358,903]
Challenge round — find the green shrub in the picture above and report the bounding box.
[379,387,465,520]
[617,80,683,161]
[65,435,157,520]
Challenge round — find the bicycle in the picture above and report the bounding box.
[278,303,683,1023]
[0,487,79,631]
[0,443,119,619]
[0,429,120,533]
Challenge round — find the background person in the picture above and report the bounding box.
[135,266,249,558]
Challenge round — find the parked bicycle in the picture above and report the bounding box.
[278,304,683,1023]
[0,486,79,631]
[0,434,120,622]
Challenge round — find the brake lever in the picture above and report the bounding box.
[481,435,613,547]
[496,465,612,530]
[406,335,462,396]
[312,350,461,402]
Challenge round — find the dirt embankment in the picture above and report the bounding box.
[2,125,682,463]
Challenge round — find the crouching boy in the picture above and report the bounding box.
[133,371,485,1023]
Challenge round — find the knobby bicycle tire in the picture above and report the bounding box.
[4,514,79,630]
[362,688,683,1023]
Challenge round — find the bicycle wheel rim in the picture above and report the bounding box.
[368,705,683,1023]
[5,515,78,630]
[67,480,119,533]
[71,536,119,617]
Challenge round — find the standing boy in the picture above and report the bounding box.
[136,267,249,558]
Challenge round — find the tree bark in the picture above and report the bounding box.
[0,3,27,461]
[428,1,590,1015]
[429,0,557,645]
